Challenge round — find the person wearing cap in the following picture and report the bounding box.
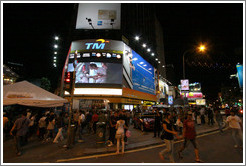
[178,111,202,162]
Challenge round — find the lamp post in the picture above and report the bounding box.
[182,45,206,79]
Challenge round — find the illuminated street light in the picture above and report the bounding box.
[55,36,59,40]
[183,43,207,79]
[54,57,57,59]
[135,36,140,41]
[142,44,146,48]
[151,53,155,56]
[158,61,161,64]
[147,48,151,52]
[162,65,165,68]
[54,44,58,48]
[155,58,158,61]
[198,45,206,52]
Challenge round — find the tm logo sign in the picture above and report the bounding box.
[85,39,109,50]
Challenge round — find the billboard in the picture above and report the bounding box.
[168,95,173,105]
[180,79,189,91]
[131,50,155,95]
[196,99,206,105]
[67,62,122,84]
[76,3,121,29]
[236,64,243,88]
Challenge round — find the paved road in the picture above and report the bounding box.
[58,129,243,163]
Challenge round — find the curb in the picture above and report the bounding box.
[59,126,226,160]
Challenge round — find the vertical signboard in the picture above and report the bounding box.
[76,3,121,29]
[236,64,243,88]
[180,79,189,91]
[168,95,173,105]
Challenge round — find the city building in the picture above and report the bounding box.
[3,64,19,85]
[61,3,172,110]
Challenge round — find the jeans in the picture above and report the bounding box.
[217,120,223,133]
[160,139,174,162]
[154,123,161,137]
[231,128,243,146]
[15,136,24,154]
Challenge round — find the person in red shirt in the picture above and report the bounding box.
[92,111,99,134]
[178,111,202,162]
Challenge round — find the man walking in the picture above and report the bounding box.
[226,110,243,148]
[10,111,30,156]
[215,109,223,133]
[178,111,202,162]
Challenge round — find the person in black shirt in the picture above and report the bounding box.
[153,109,162,137]
[107,111,118,146]
[159,113,179,163]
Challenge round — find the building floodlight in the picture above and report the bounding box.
[135,36,140,41]
[142,44,146,48]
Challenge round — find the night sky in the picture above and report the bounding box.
[3,3,244,100]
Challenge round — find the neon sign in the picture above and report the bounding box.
[85,39,109,50]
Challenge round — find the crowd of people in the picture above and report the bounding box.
[3,105,243,161]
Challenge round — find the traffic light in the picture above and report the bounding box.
[64,72,74,93]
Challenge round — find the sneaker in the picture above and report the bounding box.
[195,159,204,163]
[53,141,59,144]
[78,140,84,143]
[63,144,68,148]
[234,145,238,148]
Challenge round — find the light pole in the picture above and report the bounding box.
[182,45,206,79]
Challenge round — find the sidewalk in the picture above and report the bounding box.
[3,123,224,163]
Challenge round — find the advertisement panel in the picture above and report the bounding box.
[131,50,155,95]
[76,3,121,29]
[196,99,206,105]
[67,62,122,84]
[180,79,189,91]
[236,64,243,88]
[168,95,173,105]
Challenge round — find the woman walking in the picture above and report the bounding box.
[159,113,179,163]
[115,117,127,154]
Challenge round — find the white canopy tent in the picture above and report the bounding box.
[3,81,68,107]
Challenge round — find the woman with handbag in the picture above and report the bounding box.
[159,113,179,163]
[115,117,128,154]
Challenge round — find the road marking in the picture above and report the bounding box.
[56,129,222,162]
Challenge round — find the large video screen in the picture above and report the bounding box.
[67,62,122,84]
[131,50,155,95]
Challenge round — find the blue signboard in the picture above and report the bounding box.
[168,95,173,105]
[236,64,243,88]
[131,50,155,95]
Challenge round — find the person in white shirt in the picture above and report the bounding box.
[115,118,127,154]
[226,111,243,148]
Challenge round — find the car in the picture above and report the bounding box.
[133,113,155,132]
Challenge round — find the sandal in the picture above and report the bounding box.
[195,159,204,163]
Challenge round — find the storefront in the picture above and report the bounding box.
[62,39,158,110]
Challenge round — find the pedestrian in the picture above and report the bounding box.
[53,112,64,143]
[107,111,118,146]
[207,107,214,126]
[115,117,128,154]
[3,112,9,140]
[78,110,85,143]
[178,111,203,162]
[44,113,55,142]
[85,111,93,134]
[28,113,37,139]
[159,113,179,163]
[10,111,30,156]
[175,115,183,135]
[38,114,47,140]
[215,109,223,133]
[153,109,162,138]
[226,110,243,148]
[92,111,99,134]
[200,106,205,124]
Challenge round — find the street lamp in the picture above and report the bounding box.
[183,44,206,79]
